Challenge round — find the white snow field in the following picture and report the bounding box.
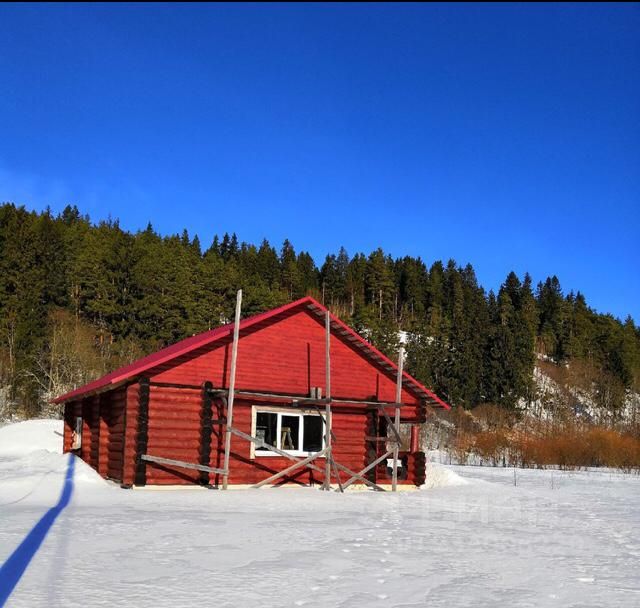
[0,420,639,607]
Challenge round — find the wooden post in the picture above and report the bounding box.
[392,342,404,492]
[324,310,332,491]
[200,381,214,486]
[222,289,242,490]
[134,377,150,487]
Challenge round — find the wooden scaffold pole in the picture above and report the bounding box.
[392,339,405,492]
[324,310,332,491]
[222,289,242,490]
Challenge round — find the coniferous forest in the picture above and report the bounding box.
[1,202,639,430]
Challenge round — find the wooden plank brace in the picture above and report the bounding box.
[253,447,329,488]
[141,453,226,475]
[230,427,324,474]
[340,449,394,491]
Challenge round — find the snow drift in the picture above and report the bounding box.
[0,419,63,457]
[422,461,469,488]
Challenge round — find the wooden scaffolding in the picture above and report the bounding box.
[140,290,412,492]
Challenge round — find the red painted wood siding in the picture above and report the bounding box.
[148,308,420,407]
[97,393,110,477]
[143,385,208,485]
[104,387,126,482]
[121,384,139,486]
[87,396,99,470]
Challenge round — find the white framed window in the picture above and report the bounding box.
[251,407,325,458]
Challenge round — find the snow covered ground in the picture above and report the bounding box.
[1,421,639,607]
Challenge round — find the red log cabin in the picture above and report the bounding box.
[54,296,449,490]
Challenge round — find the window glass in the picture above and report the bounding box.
[281,415,300,450]
[303,416,323,452]
[256,412,277,450]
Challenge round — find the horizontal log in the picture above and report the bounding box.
[146,423,206,433]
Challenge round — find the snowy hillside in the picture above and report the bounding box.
[1,420,639,607]
[520,360,640,425]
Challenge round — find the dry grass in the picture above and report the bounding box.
[447,407,640,472]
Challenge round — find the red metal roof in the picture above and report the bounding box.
[53,296,450,408]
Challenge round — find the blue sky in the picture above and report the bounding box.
[1,3,638,320]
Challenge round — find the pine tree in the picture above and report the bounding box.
[537,276,569,361]
[320,247,349,307]
[365,248,395,321]
[255,239,280,288]
[296,251,319,296]
[347,253,366,316]
[280,239,299,299]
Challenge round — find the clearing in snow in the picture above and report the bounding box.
[0,420,638,607]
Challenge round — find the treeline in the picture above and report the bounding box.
[1,202,639,421]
